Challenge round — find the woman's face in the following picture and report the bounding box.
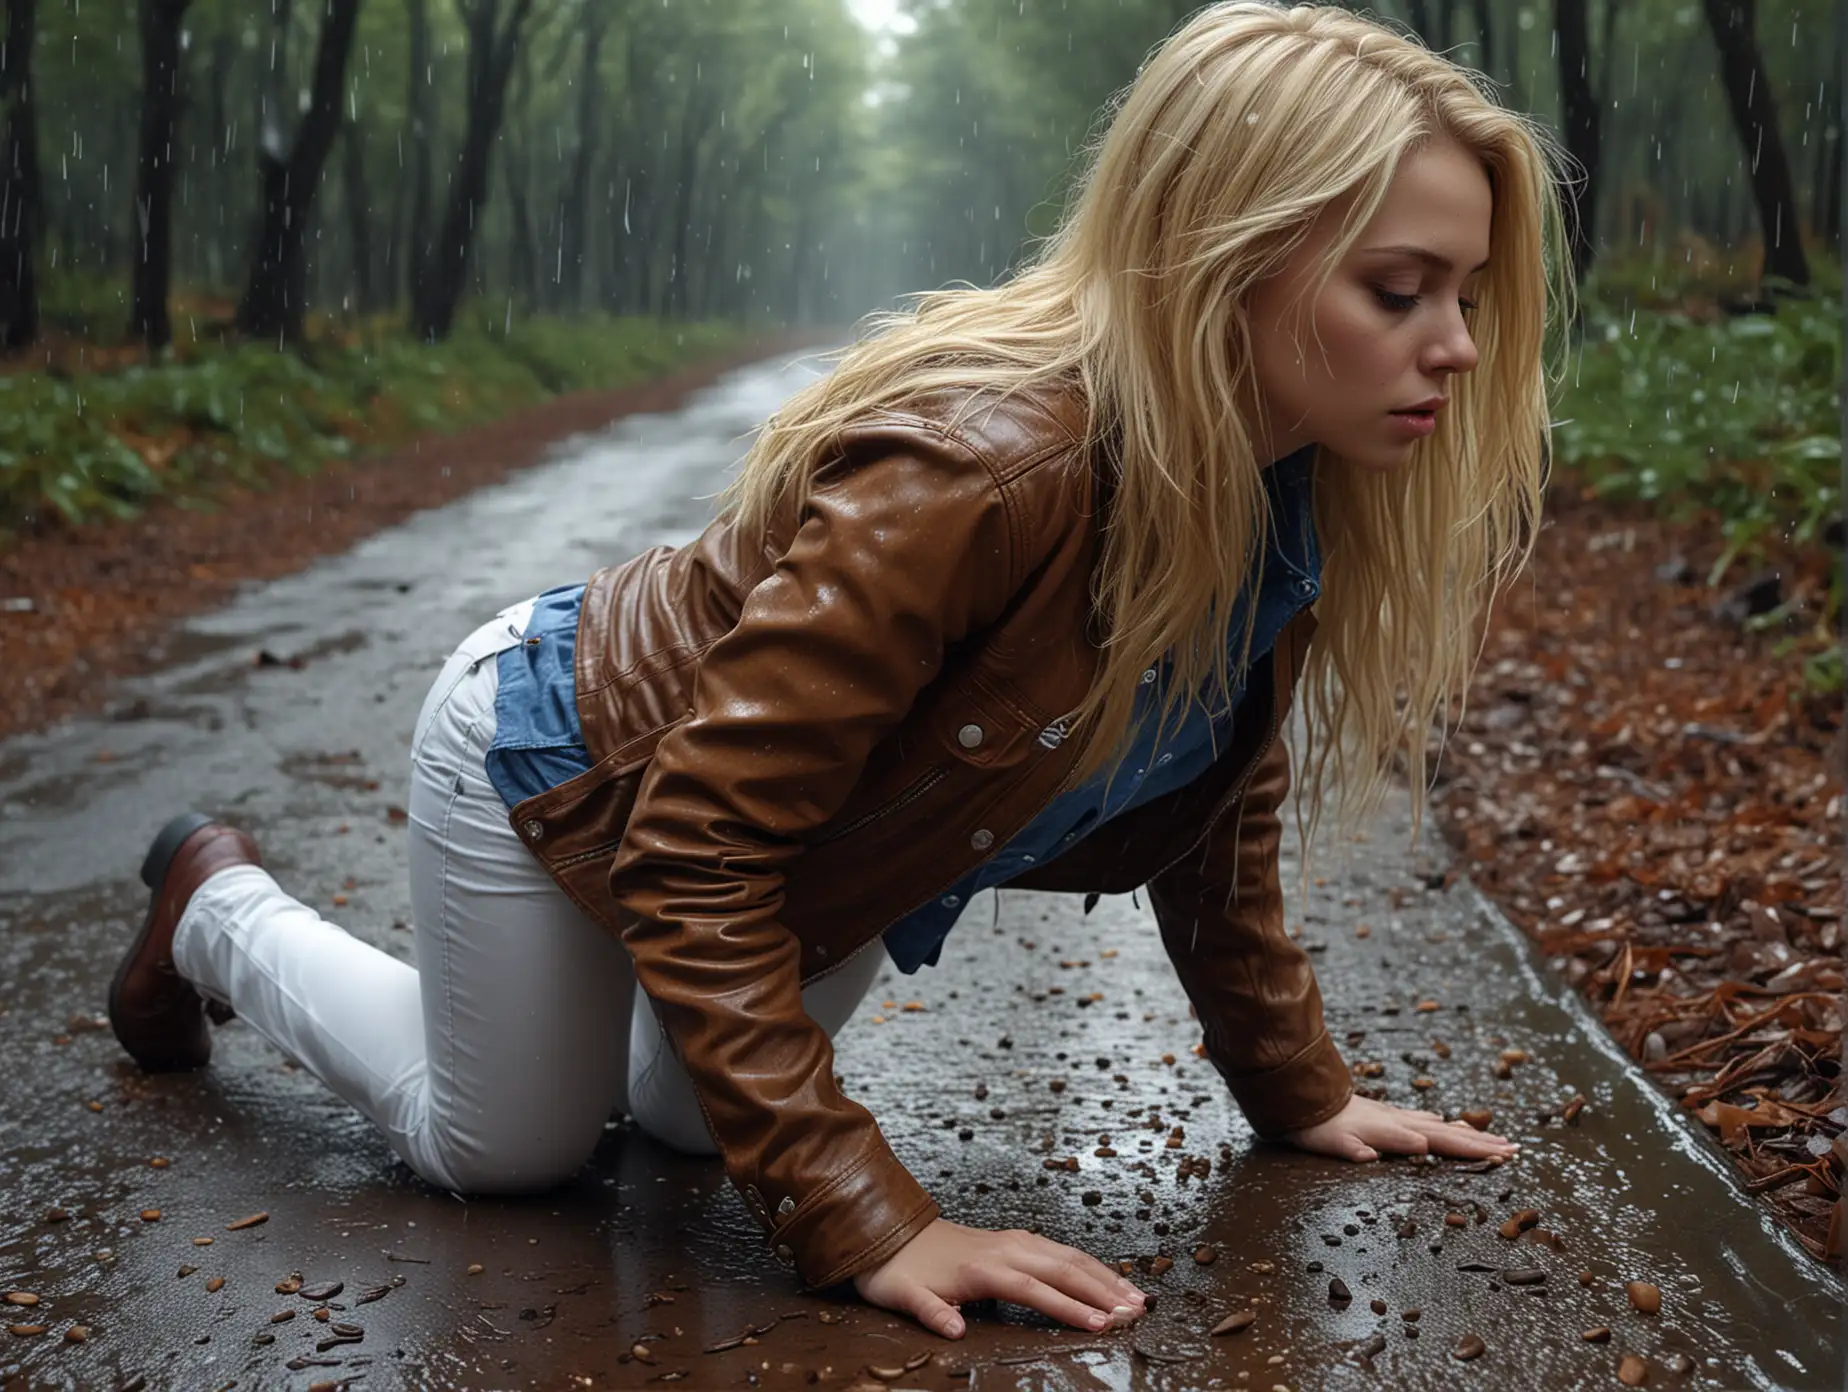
[1243,135,1492,471]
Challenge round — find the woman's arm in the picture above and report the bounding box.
[1150,734,1517,1162]
[1147,733,1357,1135]
[610,424,1016,1288]
[610,424,1148,1332]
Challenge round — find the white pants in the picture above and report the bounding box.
[172,598,885,1195]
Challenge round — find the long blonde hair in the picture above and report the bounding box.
[716,1,1570,859]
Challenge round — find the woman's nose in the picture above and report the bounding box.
[1426,315,1479,376]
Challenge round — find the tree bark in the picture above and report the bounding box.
[0,0,40,350]
[341,120,375,313]
[235,0,364,343]
[204,28,235,291]
[665,85,717,321]
[555,3,607,314]
[501,50,539,310]
[410,0,536,342]
[1405,0,1435,44]
[1468,0,1493,78]
[1701,0,1810,285]
[1823,25,1844,245]
[131,0,191,350]
[1553,0,1602,282]
[1818,87,1842,244]
[403,0,435,314]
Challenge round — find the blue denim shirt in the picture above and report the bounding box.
[486,446,1321,973]
[482,583,593,809]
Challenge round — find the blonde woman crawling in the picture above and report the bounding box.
[111,1,1568,1342]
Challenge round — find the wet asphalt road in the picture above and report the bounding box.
[0,349,1840,1391]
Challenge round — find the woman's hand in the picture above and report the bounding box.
[1286,1095,1520,1162]
[853,1218,1148,1339]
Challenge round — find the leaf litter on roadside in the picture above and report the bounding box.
[1433,488,1842,1262]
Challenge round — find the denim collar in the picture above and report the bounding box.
[1264,443,1321,590]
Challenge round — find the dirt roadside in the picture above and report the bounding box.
[0,329,841,743]
[1431,484,1843,1264]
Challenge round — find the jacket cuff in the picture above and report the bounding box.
[769,1141,940,1290]
[1223,1029,1354,1138]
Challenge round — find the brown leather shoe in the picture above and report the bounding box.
[108,812,261,1072]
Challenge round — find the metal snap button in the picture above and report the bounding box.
[773,1243,795,1265]
[942,894,961,908]
[957,723,985,749]
[522,819,544,841]
[1141,667,1158,684]
[776,1195,796,1220]
[815,944,829,958]
[970,829,994,851]
[1157,752,1173,766]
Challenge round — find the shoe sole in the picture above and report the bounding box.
[109,811,218,1067]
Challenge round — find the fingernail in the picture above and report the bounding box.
[1087,1310,1109,1328]
[1111,1304,1139,1321]
[944,1314,964,1337]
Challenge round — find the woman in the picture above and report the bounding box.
[110,1,1567,1342]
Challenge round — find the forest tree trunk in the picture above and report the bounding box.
[130,0,191,350]
[0,0,41,350]
[501,53,539,312]
[1701,0,1810,285]
[403,0,434,314]
[235,0,363,343]
[203,30,234,289]
[555,5,607,315]
[665,87,714,321]
[1468,0,1493,77]
[1553,0,1602,282]
[410,0,534,342]
[341,121,375,312]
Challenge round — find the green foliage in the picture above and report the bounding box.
[1553,289,1842,687]
[1555,294,1840,543]
[0,315,749,539]
[38,271,135,345]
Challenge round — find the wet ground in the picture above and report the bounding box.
[0,351,1840,1391]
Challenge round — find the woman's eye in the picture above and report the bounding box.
[1373,285,1479,317]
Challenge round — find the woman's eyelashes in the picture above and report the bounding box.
[1371,285,1479,316]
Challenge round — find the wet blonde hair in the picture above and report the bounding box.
[716,1,1570,859]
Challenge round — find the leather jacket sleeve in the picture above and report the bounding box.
[606,422,1020,1288]
[1146,732,1355,1138]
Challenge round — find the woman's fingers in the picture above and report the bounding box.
[1011,1239,1145,1322]
[1399,1113,1518,1156]
[988,1267,1118,1331]
[906,1289,964,1340]
[1428,1125,1518,1157]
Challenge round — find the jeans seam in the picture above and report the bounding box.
[413,607,532,763]
[425,693,497,1192]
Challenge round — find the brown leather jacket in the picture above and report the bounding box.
[505,379,1353,1289]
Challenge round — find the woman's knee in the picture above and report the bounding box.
[625,1085,719,1157]
[410,1122,603,1195]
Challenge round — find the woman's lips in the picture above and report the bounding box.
[1388,409,1437,437]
